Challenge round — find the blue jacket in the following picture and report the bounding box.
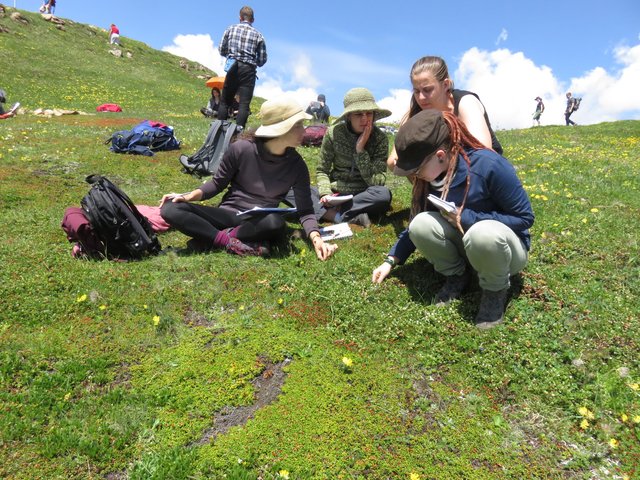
[389,148,534,263]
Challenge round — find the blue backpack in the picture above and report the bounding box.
[108,120,181,156]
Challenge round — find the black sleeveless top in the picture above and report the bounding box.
[452,89,503,154]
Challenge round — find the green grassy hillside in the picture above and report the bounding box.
[1,5,639,480]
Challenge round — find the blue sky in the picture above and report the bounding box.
[19,0,640,128]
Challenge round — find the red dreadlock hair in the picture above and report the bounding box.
[410,111,487,220]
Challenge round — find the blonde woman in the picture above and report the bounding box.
[387,56,502,169]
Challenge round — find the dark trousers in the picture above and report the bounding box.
[285,186,392,222]
[217,61,256,128]
[565,112,576,126]
[160,202,285,243]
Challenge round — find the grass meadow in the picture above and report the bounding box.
[1,6,639,480]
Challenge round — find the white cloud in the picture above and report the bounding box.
[495,28,508,46]
[376,89,412,123]
[162,34,224,73]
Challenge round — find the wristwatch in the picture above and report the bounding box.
[383,256,396,267]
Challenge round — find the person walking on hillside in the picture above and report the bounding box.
[217,6,267,129]
[532,96,544,126]
[109,24,120,45]
[565,92,578,126]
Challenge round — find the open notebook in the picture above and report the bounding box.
[319,222,353,241]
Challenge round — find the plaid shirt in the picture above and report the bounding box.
[219,21,267,67]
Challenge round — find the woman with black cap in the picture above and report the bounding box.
[372,109,534,329]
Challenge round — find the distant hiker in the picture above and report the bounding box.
[315,88,393,228]
[533,96,544,126]
[387,55,502,170]
[160,96,338,261]
[372,109,534,329]
[43,0,56,14]
[565,92,579,126]
[201,87,221,118]
[306,94,331,123]
[217,6,267,129]
[109,24,120,45]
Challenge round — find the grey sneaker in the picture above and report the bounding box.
[348,212,372,228]
[474,288,509,329]
[435,270,470,305]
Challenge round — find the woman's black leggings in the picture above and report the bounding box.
[161,202,286,243]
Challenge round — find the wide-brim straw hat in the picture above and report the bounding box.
[255,96,312,138]
[334,87,391,124]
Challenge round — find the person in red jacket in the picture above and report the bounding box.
[109,24,120,45]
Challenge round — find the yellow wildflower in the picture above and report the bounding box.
[64,392,72,401]
[410,474,421,480]
[99,305,107,310]
[581,218,588,224]
[143,304,148,309]
[620,413,628,422]
[632,415,640,424]
[239,305,245,312]
[152,315,160,326]
[609,438,619,449]
[590,208,599,213]
[342,357,354,368]
[578,406,594,419]
[277,298,284,305]
[278,470,290,479]
[76,294,87,302]
[580,419,589,430]
[628,383,639,391]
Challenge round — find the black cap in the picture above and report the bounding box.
[317,94,326,102]
[393,109,450,176]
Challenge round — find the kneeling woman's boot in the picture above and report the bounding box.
[474,288,509,329]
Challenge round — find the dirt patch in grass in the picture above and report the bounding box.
[192,358,291,446]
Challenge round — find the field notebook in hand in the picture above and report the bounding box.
[319,222,353,241]
[427,194,457,214]
[236,206,297,216]
[322,194,353,207]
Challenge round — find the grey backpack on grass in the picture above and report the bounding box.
[179,120,242,177]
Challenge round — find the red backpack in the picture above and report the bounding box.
[96,103,123,112]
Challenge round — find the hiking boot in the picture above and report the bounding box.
[225,237,263,257]
[474,288,509,329]
[348,212,372,228]
[435,270,470,306]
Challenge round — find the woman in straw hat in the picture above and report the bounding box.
[387,56,502,169]
[372,109,533,329]
[160,96,338,260]
[314,87,393,228]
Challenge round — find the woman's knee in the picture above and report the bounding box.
[463,221,508,256]
[409,212,443,243]
[160,201,185,224]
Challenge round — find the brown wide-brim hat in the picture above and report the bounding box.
[393,109,450,177]
[334,87,391,124]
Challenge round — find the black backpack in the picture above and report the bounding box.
[179,120,242,177]
[572,97,582,112]
[81,175,161,259]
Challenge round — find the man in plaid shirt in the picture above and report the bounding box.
[217,6,267,128]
